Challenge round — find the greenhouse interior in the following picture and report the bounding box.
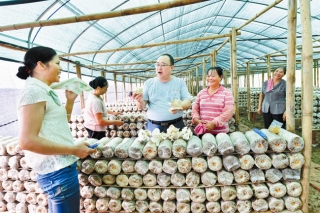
[0,0,320,212]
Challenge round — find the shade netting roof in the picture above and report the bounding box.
[0,0,319,82]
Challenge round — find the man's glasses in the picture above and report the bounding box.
[155,63,171,67]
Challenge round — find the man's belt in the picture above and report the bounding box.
[148,117,182,126]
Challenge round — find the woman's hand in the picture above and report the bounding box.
[257,107,262,115]
[73,142,96,159]
[205,121,215,131]
[114,120,124,126]
[194,118,206,125]
[283,111,286,121]
[65,90,78,102]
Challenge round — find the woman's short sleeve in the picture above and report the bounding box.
[91,99,105,114]
[18,86,48,109]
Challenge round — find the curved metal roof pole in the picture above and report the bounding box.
[0,0,209,32]
[237,0,284,30]
[300,0,313,212]
[88,1,130,75]
[95,2,214,68]
[98,12,157,72]
[60,32,238,57]
[286,0,297,133]
[27,0,60,48]
[115,2,219,67]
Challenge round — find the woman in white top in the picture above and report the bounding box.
[83,76,123,139]
[17,46,95,213]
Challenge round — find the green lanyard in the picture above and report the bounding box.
[49,90,61,106]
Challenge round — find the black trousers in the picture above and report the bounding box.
[146,118,184,133]
[85,127,106,140]
[262,109,286,129]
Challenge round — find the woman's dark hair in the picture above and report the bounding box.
[89,76,108,89]
[161,53,174,65]
[16,46,57,80]
[207,66,223,77]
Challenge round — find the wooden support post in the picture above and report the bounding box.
[266,55,271,79]
[185,74,188,91]
[202,58,206,90]
[316,60,320,88]
[190,71,194,96]
[122,75,126,99]
[211,50,217,66]
[231,27,239,128]
[314,60,317,87]
[75,63,85,110]
[230,39,233,91]
[101,71,107,102]
[191,71,193,95]
[300,0,313,211]
[286,0,297,132]
[192,71,195,95]
[224,71,228,86]
[196,67,199,93]
[184,74,187,91]
[130,77,132,92]
[189,72,191,94]
[113,73,118,102]
[246,62,251,121]
[135,77,138,89]
[251,73,254,87]
[262,71,265,86]
[189,72,192,94]
[315,60,318,88]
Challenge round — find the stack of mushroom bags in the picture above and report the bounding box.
[0,135,48,213]
[77,125,305,213]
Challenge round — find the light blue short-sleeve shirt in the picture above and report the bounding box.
[143,76,192,121]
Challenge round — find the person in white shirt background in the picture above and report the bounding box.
[83,76,123,139]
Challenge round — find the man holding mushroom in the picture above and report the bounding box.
[132,53,192,132]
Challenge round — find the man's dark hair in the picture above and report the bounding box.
[161,53,174,65]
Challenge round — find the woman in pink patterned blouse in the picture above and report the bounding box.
[192,67,235,135]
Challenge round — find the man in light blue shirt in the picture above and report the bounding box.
[132,54,192,132]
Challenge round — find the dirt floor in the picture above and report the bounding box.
[238,108,320,212]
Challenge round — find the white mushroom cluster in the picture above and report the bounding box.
[136,126,193,146]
